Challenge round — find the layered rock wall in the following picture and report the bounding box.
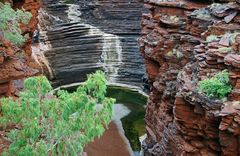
[140,0,240,155]
[0,0,40,97]
[38,0,146,87]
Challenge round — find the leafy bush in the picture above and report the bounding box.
[0,3,32,45]
[197,70,232,99]
[0,71,115,155]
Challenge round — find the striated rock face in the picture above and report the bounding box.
[140,0,240,155]
[0,0,40,97]
[36,0,147,87]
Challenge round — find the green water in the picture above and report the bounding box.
[59,85,147,152]
[106,86,147,151]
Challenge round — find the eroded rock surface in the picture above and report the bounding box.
[0,0,40,153]
[37,0,147,87]
[0,0,40,97]
[140,0,240,155]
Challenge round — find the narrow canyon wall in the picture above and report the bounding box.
[0,0,40,97]
[0,0,40,153]
[140,0,240,155]
[37,0,146,88]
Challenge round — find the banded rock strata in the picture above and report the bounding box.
[140,0,240,155]
[38,0,147,87]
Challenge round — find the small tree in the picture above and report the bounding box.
[0,3,32,45]
[0,71,115,155]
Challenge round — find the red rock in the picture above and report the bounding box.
[219,34,231,46]
[0,56,4,64]
[219,132,239,156]
[0,59,38,83]
[0,0,40,97]
[229,89,240,101]
[0,83,9,95]
[144,59,159,81]
[224,54,240,68]
[141,0,240,155]
[235,79,240,89]
[219,116,234,131]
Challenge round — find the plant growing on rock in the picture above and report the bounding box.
[0,3,32,45]
[197,70,232,99]
[0,71,115,155]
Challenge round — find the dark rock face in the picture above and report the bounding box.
[140,0,240,155]
[37,0,147,88]
[78,0,145,35]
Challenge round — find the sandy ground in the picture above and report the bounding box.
[86,122,131,156]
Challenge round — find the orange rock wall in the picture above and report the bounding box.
[0,0,40,97]
[140,0,240,155]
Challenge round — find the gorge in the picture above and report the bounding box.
[140,0,240,155]
[0,0,240,156]
[34,0,147,88]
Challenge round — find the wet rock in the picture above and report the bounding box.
[37,0,146,87]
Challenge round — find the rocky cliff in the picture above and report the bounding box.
[0,0,40,97]
[0,0,41,153]
[140,0,240,155]
[36,0,146,88]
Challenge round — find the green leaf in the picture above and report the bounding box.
[0,3,32,45]
[197,70,232,99]
[0,71,115,155]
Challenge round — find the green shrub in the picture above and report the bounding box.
[0,3,32,45]
[197,70,232,99]
[0,71,115,156]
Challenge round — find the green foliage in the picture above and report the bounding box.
[0,71,115,156]
[0,3,32,45]
[197,70,232,99]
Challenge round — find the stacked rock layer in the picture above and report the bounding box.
[140,0,240,155]
[37,0,146,87]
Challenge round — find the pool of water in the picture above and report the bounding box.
[106,86,147,154]
[57,84,147,155]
